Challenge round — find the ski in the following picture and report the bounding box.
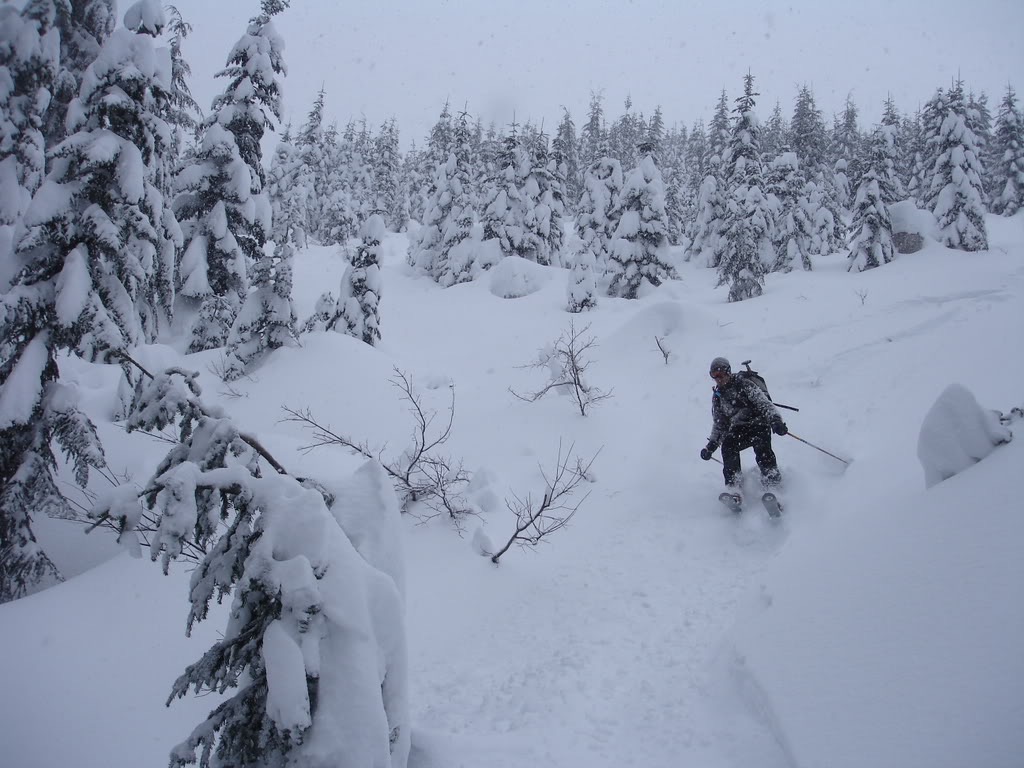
[761,491,783,519]
[718,491,743,514]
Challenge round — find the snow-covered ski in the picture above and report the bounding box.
[761,491,783,519]
[718,491,743,513]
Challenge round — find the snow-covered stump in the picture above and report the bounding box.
[917,383,1012,487]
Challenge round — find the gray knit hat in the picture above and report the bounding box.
[709,357,731,375]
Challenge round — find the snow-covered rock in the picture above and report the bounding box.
[917,383,1011,488]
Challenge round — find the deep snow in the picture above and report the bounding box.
[1,212,1023,768]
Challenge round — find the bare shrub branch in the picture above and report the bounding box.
[509,320,612,416]
[282,368,473,522]
[654,335,671,364]
[489,441,601,564]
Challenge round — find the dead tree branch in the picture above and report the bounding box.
[654,335,671,364]
[509,320,612,416]
[282,368,472,521]
[490,441,601,564]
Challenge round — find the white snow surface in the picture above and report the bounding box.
[2,215,1024,768]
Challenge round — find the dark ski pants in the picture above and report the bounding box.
[721,424,781,488]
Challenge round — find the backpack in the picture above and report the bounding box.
[735,360,772,402]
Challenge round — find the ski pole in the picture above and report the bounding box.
[774,402,800,412]
[787,432,850,465]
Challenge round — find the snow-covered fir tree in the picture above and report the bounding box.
[175,0,287,351]
[789,85,829,178]
[608,95,640,172]
[761,101,787,162]
[373,117,404,231]
[829,94,862,207]
[163,6,201,176]
[223,217,299,380]
[0,0,60,237]
[607,139,675,299]
[718,73,774,302]
[95,367,409,767]
[878,95,908,202]
[44,0,116,148]
[767,151,812,272]
[848,126,897,272]
[1,0,168,603]
[520,130,558,266]
[575,152,623,280]
[27,1,181,346]
[992,85,1024,216]
[927,81,988,251]
[266,131,310,249]
[553,108,581,217]
[566,247,598,313]
[707,89,732,178]
[915,89,948,210]
[902,109,927,205]
[578,92,606,173]
[330,214,384,346]
[300,291,337,334]
[481,123,528,262]
[966,91,995,206]
[412,109,476,286]
[685,173,728,266]
[175,124,256,352]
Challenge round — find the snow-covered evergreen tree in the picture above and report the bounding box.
[520,131,556,266]
[44,0,116,148]
[95,367,409,767]
[578,91,606,173]
[175,124,255,352]
[553,108,581,217]
[330,214,383,346]
[566,248,598,313]
[829,94,862,207]
[24,1,181,345]
[223,214,299,380]
[767,151,812,272]
[992,85,1024,216]
[607,140,675,299]
[927,81,988,251]
[481,123,528,262]
[414,110,476,286]
[789,85,829,178]
[966,91,995,207]
[708,89,732,177]
[266,133,309,248]
[163,6,201,176]
[915,89,948,210]
[761,101,787,162]
[878,95,908,202]
[175,0,287,351]
[575,153,622,280]
[848,126,896,272]
[373,117,404,231]
[0,0,60,236]
[718,73,774,302]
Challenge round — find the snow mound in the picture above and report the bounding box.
[487,255,553,298]
[724,436,1024,768]
[917,383,1011,488]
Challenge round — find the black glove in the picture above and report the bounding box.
[772,419,788,436]
[700,441,717,461]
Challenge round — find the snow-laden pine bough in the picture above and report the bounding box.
[88,355,410,768]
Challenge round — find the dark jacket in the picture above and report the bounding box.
[708,375,781,445]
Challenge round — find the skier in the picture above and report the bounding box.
[700,356,788,490]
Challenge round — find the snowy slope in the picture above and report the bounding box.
[1,213,1023,768]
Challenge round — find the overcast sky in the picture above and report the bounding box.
[168,0,1022,147]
